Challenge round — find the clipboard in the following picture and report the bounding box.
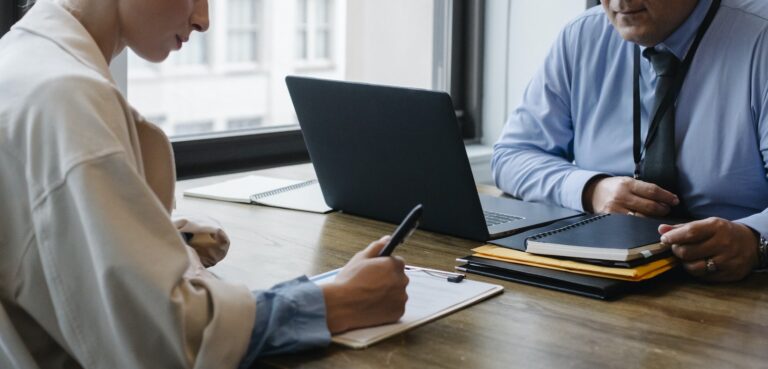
[311,266,503,348]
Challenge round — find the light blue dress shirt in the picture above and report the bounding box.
[238,277,330,368]
[492,0,768,237]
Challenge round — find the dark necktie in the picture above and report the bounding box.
[639,48,681,196]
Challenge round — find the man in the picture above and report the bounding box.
[492,0,768,282]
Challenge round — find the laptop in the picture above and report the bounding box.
[286,76,581,241]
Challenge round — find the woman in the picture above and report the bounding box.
[0,0,409,368]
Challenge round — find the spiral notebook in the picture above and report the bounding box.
[524,214,670,262]
[183,175,333,213]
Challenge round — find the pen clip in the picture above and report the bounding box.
[406,265,465,283]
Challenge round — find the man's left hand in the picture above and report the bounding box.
[659,218,760,282]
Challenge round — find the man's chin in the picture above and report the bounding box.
[616,27,661,47]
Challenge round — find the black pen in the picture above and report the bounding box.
[378,204,423,257]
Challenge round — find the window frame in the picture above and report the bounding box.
[450,0,485,142]
[226,0,263,66]
[3,0,486,179]
[294,0,335,71]
[1,1,21,36]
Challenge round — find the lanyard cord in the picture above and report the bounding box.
[632,0,721,178]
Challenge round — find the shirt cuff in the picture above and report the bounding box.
[735,212,768,239]
[561,169,609,212]
[238,276,331,368]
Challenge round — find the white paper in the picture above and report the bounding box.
[312,267,504,348]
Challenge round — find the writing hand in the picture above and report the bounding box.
[321,236,409,333]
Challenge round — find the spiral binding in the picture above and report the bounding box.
[526,213,611,241]
[250,179,318,201]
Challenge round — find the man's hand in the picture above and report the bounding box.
[660,218,760,282]
[321,236,409,333]
[583,176,679,217]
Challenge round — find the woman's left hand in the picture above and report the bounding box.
[173,214,230,267]
[659,217,760,282]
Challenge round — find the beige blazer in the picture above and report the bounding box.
[0,1,256,368]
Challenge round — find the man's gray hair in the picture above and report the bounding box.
[22,0,37,10]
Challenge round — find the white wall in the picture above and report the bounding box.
[482,0,587,147]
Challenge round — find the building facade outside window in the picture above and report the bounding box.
[175,33,209,66]
[296,0,331,62]
[127,0,435,139]
[227,116,264,130]
[227,0,262,64]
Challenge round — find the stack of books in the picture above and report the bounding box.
[456,214,680,300]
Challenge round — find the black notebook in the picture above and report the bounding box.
[490,214,669,268]
[524,214,670,262]
[456,255,627,300]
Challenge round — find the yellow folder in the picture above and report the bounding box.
[472,245,677,282]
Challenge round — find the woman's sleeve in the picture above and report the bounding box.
[31,150,256,368]
[238,277,331,368]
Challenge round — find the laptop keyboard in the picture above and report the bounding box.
[483,210,523,227]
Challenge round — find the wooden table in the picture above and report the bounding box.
[177,164,768,369]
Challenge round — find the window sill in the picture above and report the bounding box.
[466,144,493,184]
[172,126,309,179]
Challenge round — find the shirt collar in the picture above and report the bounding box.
[640,0,713,60]
[13,0,115,84]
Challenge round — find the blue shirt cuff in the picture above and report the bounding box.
[561,169,608,212]
[736,212,768,239]
[238,276,331,368]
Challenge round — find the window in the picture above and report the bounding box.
[296,0,332,62]
[174,33,209,66]
[128,0,438,144]
[175,120,215,136]
[0,0,483,178]
[145,115,168,127]
[227,0,262,64]
[227,116,264,130]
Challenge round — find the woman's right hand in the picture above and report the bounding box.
[321,236,409,333]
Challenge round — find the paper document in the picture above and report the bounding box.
[312,267,503,349]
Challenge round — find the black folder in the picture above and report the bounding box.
[457,255,627,300]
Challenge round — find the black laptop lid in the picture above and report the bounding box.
[286,76,489,241]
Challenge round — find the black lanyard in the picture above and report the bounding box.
[632,0,721,178]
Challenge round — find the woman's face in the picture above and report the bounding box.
[119,0,209,62]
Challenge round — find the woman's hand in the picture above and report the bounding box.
[321,236,409,333]
[173,215,230,267]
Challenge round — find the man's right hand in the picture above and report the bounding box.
[321,236,409,333]
[583,176,679,217]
